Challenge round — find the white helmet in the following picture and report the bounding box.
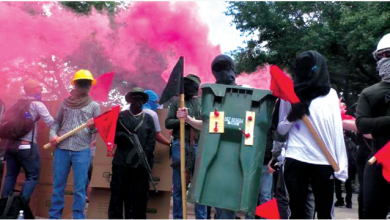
[373,33,390,60]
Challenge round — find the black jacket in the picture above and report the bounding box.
[113,110,156,167]
[356,81,390,152]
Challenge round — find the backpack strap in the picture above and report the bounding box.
[0,192,15,219]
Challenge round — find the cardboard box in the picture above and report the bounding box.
[32,184,74,219]
[91,148,171,192]
[93,135,114,166]
[91,108,172,191]
[86,188,110,219]
[86,188,171,219]
[146,190,171,219]
[89,164,112,188]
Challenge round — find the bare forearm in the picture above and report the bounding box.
[185,116,203,131]
[156,132,170,146]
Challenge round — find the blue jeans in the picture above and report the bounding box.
[2,143,40,204]
[171,140,207,219]
[246,165,273,219]
[49,148,91,219]
[259,165,273,205]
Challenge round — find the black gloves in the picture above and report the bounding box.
[287,102,309,122]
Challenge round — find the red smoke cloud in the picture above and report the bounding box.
[0,1,272,108]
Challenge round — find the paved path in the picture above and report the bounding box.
[169,193,359,219]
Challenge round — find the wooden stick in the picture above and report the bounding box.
[368,156,377,165]
[179,94,187,219]
[302,115,340,172]
[43,123,89,149]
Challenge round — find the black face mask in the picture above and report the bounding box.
[184,79,199,99]
[211,55,237,85]
[74,79,92,89]
[130,95,144,112]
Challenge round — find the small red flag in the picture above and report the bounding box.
[270,65,300,104]
[374,141,390,182]
[94,105,120,156]
[255,198,280,219]
[90,71,115,102]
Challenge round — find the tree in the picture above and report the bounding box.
[226,1,390,107]
[60,1,125,15]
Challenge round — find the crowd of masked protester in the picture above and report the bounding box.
[0,33,390,219]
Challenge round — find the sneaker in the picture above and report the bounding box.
[334,200,345,207]
[346,203,352,209]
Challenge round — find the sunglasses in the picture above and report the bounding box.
[375,50,390,61]
[212,61,232,72]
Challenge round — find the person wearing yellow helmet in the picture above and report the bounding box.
[48,69,101,219]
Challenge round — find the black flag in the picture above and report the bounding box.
[159,56,184,104]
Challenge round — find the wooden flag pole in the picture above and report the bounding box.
[180,93,188,219]
[302,115,340,171]
[43,123,88,149]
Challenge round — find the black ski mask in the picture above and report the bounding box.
[184,79,199,99]
[293,51,331,107]
[211,55,237,85]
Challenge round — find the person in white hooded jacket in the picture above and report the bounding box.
[276,51,348,219]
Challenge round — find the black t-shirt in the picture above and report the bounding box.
[113,110,156,167]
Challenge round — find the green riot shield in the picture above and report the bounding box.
[188,84,275,215]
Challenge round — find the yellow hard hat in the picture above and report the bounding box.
[71,69,96,86]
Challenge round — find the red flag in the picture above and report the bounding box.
[94,105,120,156]
[374,141,390,182]
[90,71,115,102]
[255,198,280,219]
[270,65,300,104]
[339,99,355,121]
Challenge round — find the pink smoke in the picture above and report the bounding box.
[236,65,271,90]
[0,2,221,107]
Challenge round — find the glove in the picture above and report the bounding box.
[287,102,309,122]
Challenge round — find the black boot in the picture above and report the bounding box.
[335,198,345,207]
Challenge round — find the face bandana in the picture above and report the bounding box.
[211,55,237,85]
[184,79,199,99]
[377,58,390,83]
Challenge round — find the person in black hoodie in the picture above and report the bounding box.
[108,87,156,219]
[356,33,390,219]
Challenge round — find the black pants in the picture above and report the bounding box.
[108,165,149,219]
[363,159,390,219]
[335,179,352,204]
[335,163,356,205]
[284,158,334,219]
[355,145,371,219]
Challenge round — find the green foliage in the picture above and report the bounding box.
[60,1,122,15]
[226,1,390,107]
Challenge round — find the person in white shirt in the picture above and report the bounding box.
[276,51,348,219]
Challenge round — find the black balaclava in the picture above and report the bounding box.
[211,54,237,85]
[184,78,199,100]
[293,51,331,107]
